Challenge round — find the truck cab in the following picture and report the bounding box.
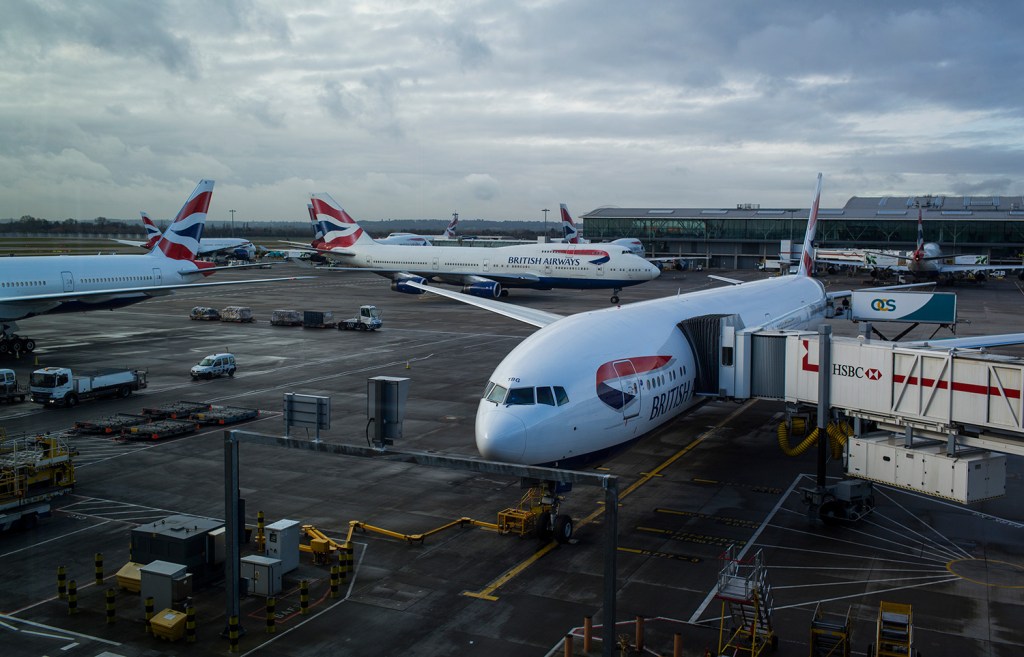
[191,353,237,380]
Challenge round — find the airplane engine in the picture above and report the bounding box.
[232,248,251,260]
[462,281,502,298]
[391,275,428,294]
[974,271,986,282]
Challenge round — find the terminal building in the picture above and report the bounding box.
[580,194,1024,270]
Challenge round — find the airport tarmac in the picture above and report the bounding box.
[1,263,1022,656]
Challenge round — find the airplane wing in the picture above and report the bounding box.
[406,281,563,328]
[929,263,1024,273]
[111,238,148,248]
[897,333,1024,350]
[0,276,314,305]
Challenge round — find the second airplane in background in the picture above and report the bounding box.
[302,195,661,303]
[114,212,258,260]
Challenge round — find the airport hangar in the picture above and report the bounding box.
[579,194,1024,269]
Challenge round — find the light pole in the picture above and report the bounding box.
[229,209,236,237]
[542,208,549,240]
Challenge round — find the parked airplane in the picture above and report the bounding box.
[0,180,306,355]
[300,195,661,303]
[380,212,460,246]
[394,174,842,540]
[114,212,258,260]
[818,209,1024,282]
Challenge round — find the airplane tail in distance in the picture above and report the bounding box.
[150,179,214,260]
[140,212,162,249]
[310,193,376,248]
[445,213,459,238]
[560,203,579,243]
[796,173,823,277]
[915,207,925,255]
[307,202,326,247]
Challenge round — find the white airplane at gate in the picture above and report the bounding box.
[411,174,841,467]
[0,179,305,355]
[301,194,661,303]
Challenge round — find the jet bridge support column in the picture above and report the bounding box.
[816,326,831,488]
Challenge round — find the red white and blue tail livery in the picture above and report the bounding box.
[140,212,162,249]
[152,179,213,260]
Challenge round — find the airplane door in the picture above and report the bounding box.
[483,259,489,273]
[152,268,163,286]
[611,359,641,420]
[61,271,74,292]
[596,263,605,277]
[433,256,440,271]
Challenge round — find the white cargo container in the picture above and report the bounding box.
[847,433,1005,503]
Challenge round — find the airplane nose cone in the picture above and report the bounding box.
[476,408,527,462]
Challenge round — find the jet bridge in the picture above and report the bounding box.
[710,324,1022,503]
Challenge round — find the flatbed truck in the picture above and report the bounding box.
[29,366,147,408]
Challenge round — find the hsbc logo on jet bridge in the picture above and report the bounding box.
[832,364,883,380]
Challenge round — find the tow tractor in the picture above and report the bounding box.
[497,481,574,543]
[338,305,382,331]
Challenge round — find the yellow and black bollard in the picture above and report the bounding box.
[256,510,266,551]
[67,579,78,615]
[185,604,196,643]
[105,588,116,624]
[144,596,154,633]
[338,548,348,585]
[57,565,67,600]
[343,543,354,583]
[329,565,339,599]
[94,552,104,585]
[266,597,276,634]
[228,614,240,652]
[299,580,309,615]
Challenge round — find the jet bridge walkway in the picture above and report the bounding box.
[699,313,1024,503]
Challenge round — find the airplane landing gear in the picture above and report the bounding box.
[0,323,35,358]
[610,287,621,304]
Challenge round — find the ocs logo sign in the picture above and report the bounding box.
[871,298,896,312]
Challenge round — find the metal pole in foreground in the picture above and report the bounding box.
[224,431,241,637]
[602,476,618,657]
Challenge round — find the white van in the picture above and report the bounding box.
[190,353,236,380]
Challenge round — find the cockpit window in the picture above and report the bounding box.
[506,387,535,405]
[483,381,495,399]
[484,383,507,404]
[536,387,555,406]
[554,386,569,406]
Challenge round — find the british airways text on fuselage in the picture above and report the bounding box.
[649,379,693,421]
[506,256,582,266]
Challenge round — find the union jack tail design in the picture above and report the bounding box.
[560,203,579,243]
[912,208,925,263]
[150,179,214,260]
[444,212,459,238]
[310,193,376,249]
[796,173,822,277]
[140,212,162,249]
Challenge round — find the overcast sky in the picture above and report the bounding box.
[3,1,1023,224]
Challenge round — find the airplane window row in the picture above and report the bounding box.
[2,280,45,287]
[483,381,569,406]
[81,275,154,284]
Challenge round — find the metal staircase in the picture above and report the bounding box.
[715,545,777,656]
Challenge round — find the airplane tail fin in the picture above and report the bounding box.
[796,173,823,277]
[310,193,377,248]
[560,203,579,243]
[150,179,214,260]
[916,207,925,254]
[140,212,162,249]
[444,212,459,238]
[307,202,326,248]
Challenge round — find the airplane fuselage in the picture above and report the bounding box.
[475,275,828,466]
[0,254,206,321]
[334,241,660,290]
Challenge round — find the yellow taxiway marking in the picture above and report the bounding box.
[463,398,760,601]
